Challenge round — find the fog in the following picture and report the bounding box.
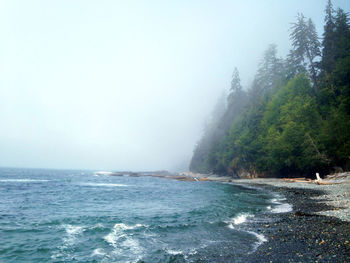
[0,0,349,171]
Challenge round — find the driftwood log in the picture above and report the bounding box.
[315,173,340,185]
[283,178,312,183]
[283,173,342,185]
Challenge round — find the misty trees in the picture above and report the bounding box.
[224,68,247,132]
[251,44,284,97]
[230,68,242,94]
[226,67,247,129]
[290,14,321,91]
[190,68,248,173]
[190,93,227,173]
[190,0,350,177]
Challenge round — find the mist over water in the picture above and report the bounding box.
[0,0,349,171]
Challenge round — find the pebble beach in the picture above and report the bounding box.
[179,172,350,262]
[233,178,350,262]
[234,177,350,222]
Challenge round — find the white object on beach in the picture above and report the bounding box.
[315,172,340,185]
[316,173,322,181]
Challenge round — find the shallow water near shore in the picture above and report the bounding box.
[0,168,290,262]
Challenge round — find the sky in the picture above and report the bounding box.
[0,0,349,171]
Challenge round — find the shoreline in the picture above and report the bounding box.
[231,178,350,222]
[233,181,350,262]
[103,170,350,261]
[178,172,350,222]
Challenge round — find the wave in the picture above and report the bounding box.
[246,230,267,252]
[225,213,253,229]
[269,197,293,213]
[64,224,84,235]
[0,179,50,182]
[88,223,106,230]
[104,223,145,258]
[80,183,130,187]
[166,249,183,255]
[91,248,106,257]
[60,224,85,249]
[51,224,85,261]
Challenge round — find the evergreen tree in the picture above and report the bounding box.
[251,44,283,97]
[306,19,321,81]
[223,68,247,134]
[334,8,350,61]
[290,13,320,91]
[190,2,350,176]
[230,68,242,93]
[321,0,336,73]
[319,8,350,114]
[228,67,243,105]
[189,93,227,173]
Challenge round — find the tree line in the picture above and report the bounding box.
[190,0,350,178]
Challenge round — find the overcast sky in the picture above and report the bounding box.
[0,0,349,171]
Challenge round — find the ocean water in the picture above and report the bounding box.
[0,168,291,263]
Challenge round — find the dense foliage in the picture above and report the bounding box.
[190,1,350,177]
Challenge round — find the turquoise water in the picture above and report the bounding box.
[0,168,285,262]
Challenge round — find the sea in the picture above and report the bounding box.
[0,167,292,263]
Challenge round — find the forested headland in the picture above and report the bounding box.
[190,0,350,178]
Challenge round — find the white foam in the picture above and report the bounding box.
[81,183,129,187]
[64,225,84,235]
[104,223,145,257]
[233,214,251,225]
[271,203,293,213]
[247,231,267,252]
[167,249,183,255]
[61,224,84,247]
[225,213,253,229]
[104,232,118,246]
[92,248,106,257]
[188,248,198,255]
[270,196,293,213]
[227,224,235,229]
[111,223,145,231]
[0,179,50,182]
[89,223,105,230]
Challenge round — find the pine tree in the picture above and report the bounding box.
[334,8,350,61]
[228,67,243,105]
[230,67,242,93]
[290,14,308,67]
[290,14,320,91]
[306,18,321,88]
[251,44,283,96]
[321,0,336,73]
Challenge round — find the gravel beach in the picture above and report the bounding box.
[169,173,350,261]
[232,179,350,262]
[234,178,350,222]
